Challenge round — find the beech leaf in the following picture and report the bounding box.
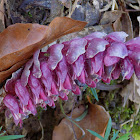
[52,104,109,140]
[0,17,87,83]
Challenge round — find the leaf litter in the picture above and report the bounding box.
[0,0,140,140]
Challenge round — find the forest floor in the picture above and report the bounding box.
[0,0,140,140]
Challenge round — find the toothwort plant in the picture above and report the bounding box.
[3,32,140,126]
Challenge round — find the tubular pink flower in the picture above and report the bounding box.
[15,79,30,106]
[3,94,19,114]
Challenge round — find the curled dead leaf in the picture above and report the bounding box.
[0,59,28,84]
[52,104,109,140]
[0,17,87,83]
[113,12,133,40]
[120,75,140,105]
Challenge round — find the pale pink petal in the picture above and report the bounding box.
[77,69,86,84]
[27,99,37,115]
[3,94,19,114]
[5,68,22,95]
[39,89,48,101]
[32,49,42,78]
[51,81,59,95]
[91,52,104,73]
[107,42,128,58]
[102,65,115,83]
[28,74,42,98]
[63,75,72,90]
[104,42,128,66]
[121,57,134,80]
[126,37,140,50]
[86,38,108,58]
[72,85,81,95]
[41,61,52,91]
[55,57,68,90]
[59,91,68,101]
[66,38,87,64]
[111,64,121,80]
[15,80,30,106]
[47,44,64,70]
[21,59,33,87]
[73,55,85,77]
[105,31,128,43]
[134,64,140,80]
[104,55,120,66]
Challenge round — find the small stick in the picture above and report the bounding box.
[68,0,78,18]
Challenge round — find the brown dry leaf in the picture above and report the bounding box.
[0,59,28,83]
[120,75,140,105]
[52,104,109,140]
[0,0,5,32]
[100,10,122,25]
[113,12,133,40]
[0,17,87,83]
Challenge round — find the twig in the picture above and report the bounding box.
[68,0,78,18]
[123,91,131,107]
[70,96,78,140]
[120,119,133,127]
[111,0,118,10]
[39,121,44,140]
[100,1,112,12]
[59,99,85,140]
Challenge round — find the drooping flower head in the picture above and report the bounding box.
[3,31,140,125]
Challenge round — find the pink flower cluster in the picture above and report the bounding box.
[3,31,140,125]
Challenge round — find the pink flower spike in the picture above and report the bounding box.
[15,79,30,106]
[66,38,87,64]
[86,38,108,58]
[47,44,64,70]
[3,94,19,114]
